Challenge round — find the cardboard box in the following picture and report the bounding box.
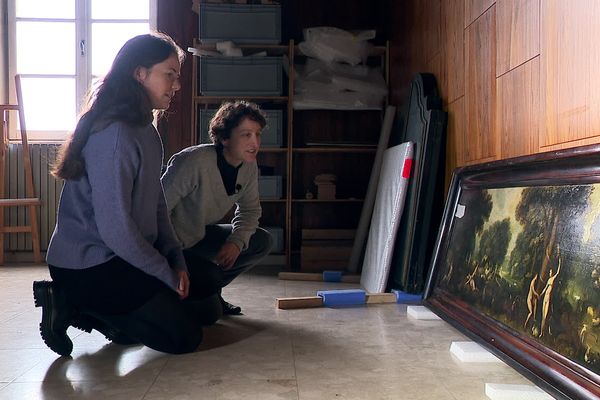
[316,183,336,200]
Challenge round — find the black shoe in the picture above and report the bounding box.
[72,313,139,345]
[32,281,73,357]
[219,295,242,315]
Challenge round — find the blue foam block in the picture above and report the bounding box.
[317,289,366,306]
[322,270,343,282]
[392,289,422,304]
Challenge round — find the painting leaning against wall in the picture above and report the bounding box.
[438,184,600,373]
[424,144,600,400]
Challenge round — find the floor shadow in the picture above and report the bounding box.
[39,343,164,399]
[196,317,274,350]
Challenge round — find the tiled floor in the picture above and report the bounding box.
[0,264,548,400]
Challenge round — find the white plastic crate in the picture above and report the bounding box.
[258,175,283,199]
[198,56,283,96]
[199,3,281,44]
[264,226,284,253]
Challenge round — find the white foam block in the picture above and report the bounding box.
[485,383,554,400]
[406,305,441,320]
[450,341,502,363]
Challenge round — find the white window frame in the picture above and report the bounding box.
[6,0,157,142]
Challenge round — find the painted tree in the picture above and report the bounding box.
[447,188,493,278]
[515,185,591,292]
[478,218,511,271]
[508,224,544,282]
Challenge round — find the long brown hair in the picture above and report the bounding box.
[52,32,185,180]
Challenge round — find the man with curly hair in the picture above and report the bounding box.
[162,101,273,315]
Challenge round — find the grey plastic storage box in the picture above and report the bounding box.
[198,108,283,147]
[258,176,283,199]
[198,56,283,96]
[264,226,284,253]
[199,3,281,44]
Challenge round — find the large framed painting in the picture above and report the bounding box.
[424,145,600,400]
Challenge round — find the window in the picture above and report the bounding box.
[7,0,157,141]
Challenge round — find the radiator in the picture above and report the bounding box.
[4,143,62,252]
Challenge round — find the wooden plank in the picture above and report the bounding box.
[276,296,323,310]
[0,226,32,233]
[0,198,41,206]
[366,293,397,304]
[276,293,396,309]
[278,272,360,283]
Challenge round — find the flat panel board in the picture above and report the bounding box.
[360,142,413,293]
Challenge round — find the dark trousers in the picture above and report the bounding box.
[49,256,222,354]
[183,225,273,289]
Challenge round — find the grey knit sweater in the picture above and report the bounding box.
[46,122,186,291]
[161,144,261,251]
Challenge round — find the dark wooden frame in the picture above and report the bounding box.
[424,144,600,400]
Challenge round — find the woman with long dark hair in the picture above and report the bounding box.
[33,32,221,357]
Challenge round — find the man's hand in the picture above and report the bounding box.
[176,269,190,299]
[215,242,241,270]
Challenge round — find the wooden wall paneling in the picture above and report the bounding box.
[465,0,495,28]
[444,0,465,104]
[496,57,540,159]
[424,0,443,63]
[407,2,429,75]
[541,0,600,149]
[446,97,465,188]
[464,6,497,163]
[0,1,6,103]
[156,0,197,157]
[426,51,447,104]
[590,0,600,137]
[388,2,425,109]
[496,0,539,77]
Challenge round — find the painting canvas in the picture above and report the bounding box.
[425,145,600,400]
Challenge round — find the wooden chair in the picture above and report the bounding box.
[0,75,42,264]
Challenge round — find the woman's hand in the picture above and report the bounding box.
[176,269,190,299]
[215,242,241,270]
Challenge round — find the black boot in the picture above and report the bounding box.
[32,280,73,357]
[71,313,139,345]
[219,294,242,315]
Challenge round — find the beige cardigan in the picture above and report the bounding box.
[161,144,261,250]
